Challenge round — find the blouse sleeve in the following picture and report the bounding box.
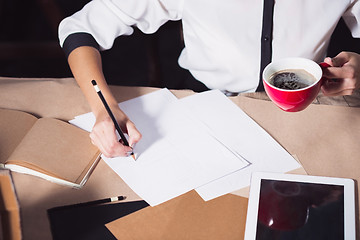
[58,0,183,57]
[342,0,360,37]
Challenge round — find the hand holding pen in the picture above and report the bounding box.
[90,80,141,159]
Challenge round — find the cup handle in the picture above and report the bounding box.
[319,62,331,68]
[319,62,331,85]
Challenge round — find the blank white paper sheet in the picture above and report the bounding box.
[70,89,249,206]
[177,90,301,200]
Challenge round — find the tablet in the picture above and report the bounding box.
[244,172,356,240]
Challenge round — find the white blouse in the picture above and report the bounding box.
[59,0,360,93]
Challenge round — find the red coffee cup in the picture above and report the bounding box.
[263,57,329,112]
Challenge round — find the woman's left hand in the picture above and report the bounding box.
[321,51,360,96]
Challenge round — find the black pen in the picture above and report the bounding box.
[51,196,126,211]
[91,80,135,160]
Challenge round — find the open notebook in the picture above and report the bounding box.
[0,108,101,188]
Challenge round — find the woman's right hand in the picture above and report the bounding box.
[90,107,142,158]
[67,46,142,157]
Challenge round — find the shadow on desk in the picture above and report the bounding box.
[47,200,148,240]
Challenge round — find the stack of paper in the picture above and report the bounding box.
[70,89,300,206]
[178,90,301,200]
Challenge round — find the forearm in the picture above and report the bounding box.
[67,46,120,119]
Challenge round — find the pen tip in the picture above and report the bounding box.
[91,80,97,86]
[131,153,136,160]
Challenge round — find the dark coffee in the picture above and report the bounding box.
[269,69,317,90]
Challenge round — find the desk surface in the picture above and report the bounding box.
[0,77,359,239]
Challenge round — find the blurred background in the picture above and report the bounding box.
[0,0,359,88]
[0,0,188,88]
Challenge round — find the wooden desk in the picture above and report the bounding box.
[0,77,359,239]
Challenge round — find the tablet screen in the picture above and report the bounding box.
[257,179,344,239]
[244,172,355,240]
